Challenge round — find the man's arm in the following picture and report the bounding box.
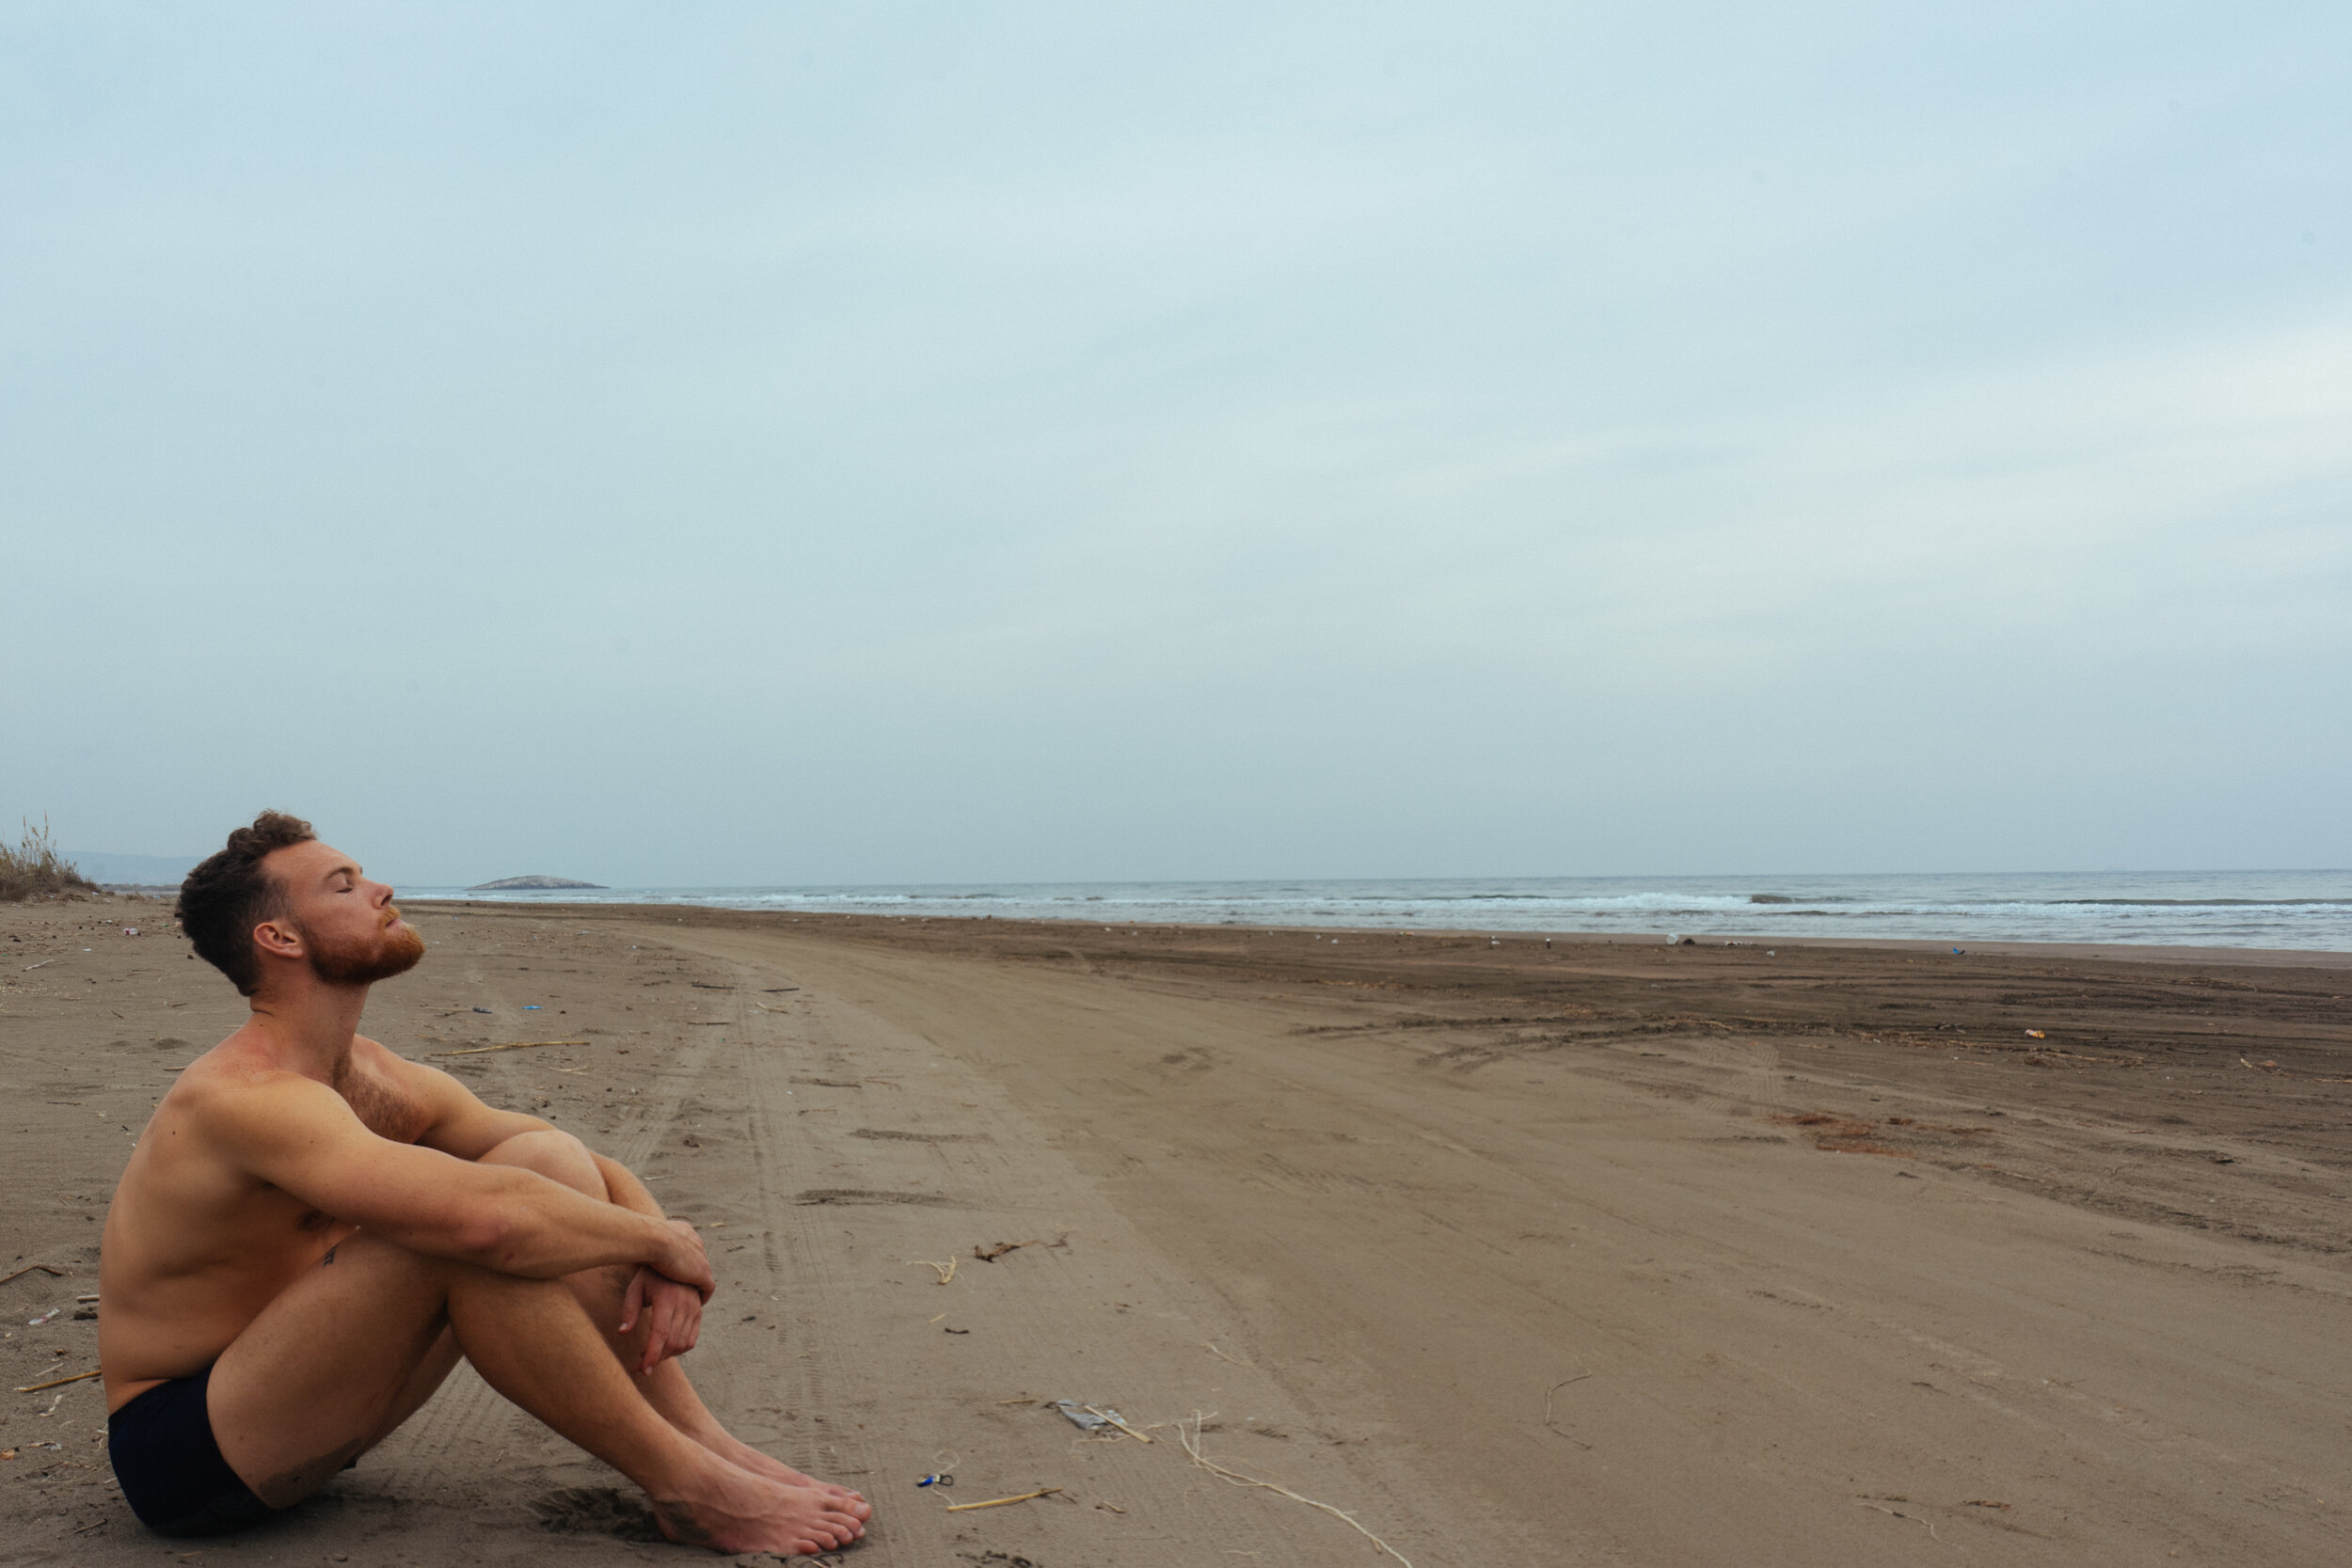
[381,1046,707,1365]
[384,1045,560,1162]
[380,1045,665,1218]
[201,1071,711,1294]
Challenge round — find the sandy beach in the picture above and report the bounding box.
[4,895,2350,1566]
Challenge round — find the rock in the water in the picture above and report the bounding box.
[466,875,606,891]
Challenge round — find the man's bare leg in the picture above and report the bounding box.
[205,1233,865,1554]
[561,1261,860,1497]
[471,1132,867,1511]
[446,1259,865,1552]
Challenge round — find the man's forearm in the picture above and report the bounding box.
[474,1166,696,1283]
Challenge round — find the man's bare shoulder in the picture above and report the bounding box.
[166,1033,359,1144]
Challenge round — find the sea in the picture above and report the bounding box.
[406,869,2352,953]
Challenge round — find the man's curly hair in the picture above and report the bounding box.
[177,811,316,995]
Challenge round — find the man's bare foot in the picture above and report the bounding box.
[650,1456,868,1556]
[704,1434,872,1520]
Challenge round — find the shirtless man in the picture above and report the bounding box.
[98,811,870,1553]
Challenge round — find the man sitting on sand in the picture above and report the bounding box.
[97,812,869,1554]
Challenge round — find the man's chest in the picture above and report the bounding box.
[336,1063,430,1143]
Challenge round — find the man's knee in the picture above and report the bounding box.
[479,1128,607,1198]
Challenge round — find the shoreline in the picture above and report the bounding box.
[401,895,2352,968]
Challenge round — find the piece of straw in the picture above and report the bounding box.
[1176,1413,1411,1568]
[1201,1340,1252,1369]
[911,1258,958,1285]
[1083,1404,1153,1444]
[428,1039,587,1057]
[946,1486,1062,1513]
[15,1369,100,1393]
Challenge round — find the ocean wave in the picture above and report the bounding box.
[405,871,2352,951]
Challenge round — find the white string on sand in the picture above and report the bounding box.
[1176,1412,1412,1568]
[1854,1500,1949,1545]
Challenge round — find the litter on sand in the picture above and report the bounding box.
[945,1486,1061,1513]
[15,1369,99,1393]
[1176,1412,1411,1567]
[0,1264,63,1289]
[428,1039,588,1058]
[1054,1400,1152,1442]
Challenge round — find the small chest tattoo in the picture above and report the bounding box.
[322,1244,339,1265]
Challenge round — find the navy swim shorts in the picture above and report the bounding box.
[106,1364,278,1537]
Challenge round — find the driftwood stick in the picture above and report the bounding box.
[428,1039,587,1057]
[15,1369,101,1393]
[0,1265,64,1289]
[946,1486,1062,1513]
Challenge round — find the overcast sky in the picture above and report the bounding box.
[5,2,2347,886]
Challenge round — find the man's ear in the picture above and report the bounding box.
[251,918,306,963]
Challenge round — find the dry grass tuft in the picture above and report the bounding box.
[0,818,95,903]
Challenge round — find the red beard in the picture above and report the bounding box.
[300,915,426,987]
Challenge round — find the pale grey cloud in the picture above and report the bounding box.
[3,1,2346,885]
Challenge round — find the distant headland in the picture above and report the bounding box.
[466,875,607,891]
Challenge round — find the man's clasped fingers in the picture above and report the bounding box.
[638,1274,703,1372]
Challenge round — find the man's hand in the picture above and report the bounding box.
[618,1219,711,1373]
[618,1266,705,1372]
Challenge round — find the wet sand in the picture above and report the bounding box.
[5,895,2350,1565]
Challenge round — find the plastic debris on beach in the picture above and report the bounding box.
[1055,1399,1123,1433]
[472,1006,492,1014]
[25,1308,59,1327]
